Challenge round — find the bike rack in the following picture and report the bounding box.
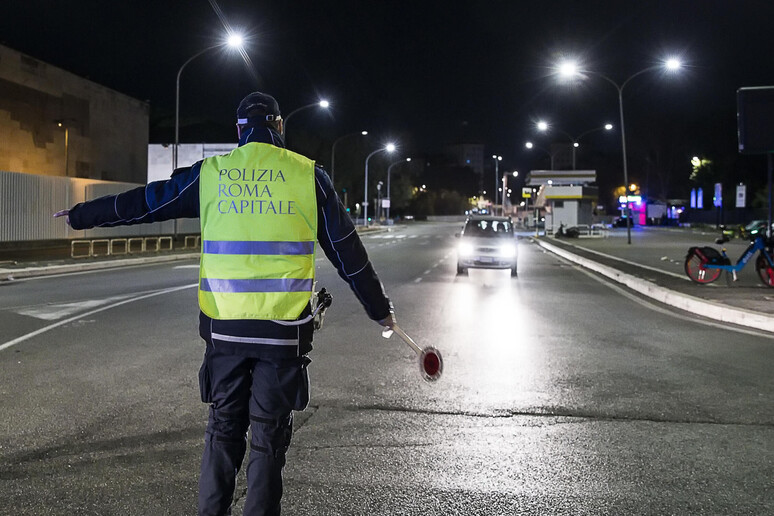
[109,238,128,255]
[128,238,145,254]
[184,235,201,249]
[144,236,159,252]
[91,239,110,257]
[69,234,197,258]
[71,240,92,258]
[158,236,173,252]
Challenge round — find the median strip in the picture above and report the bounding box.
[536,238,774,334]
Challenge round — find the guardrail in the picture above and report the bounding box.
[70,235,199,258]
[547,224,610,238]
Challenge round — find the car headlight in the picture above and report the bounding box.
[458,241,474,257]
[498,243,517,258]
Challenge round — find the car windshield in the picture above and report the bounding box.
[464,219,512,238]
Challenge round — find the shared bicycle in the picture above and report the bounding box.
[684,234,774,287]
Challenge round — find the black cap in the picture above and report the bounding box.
[236,92,281,125]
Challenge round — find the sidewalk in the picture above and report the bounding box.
[533,225,774,333]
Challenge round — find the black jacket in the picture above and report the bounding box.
[68,126,392,357]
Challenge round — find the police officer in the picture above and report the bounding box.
[55,91,396,515]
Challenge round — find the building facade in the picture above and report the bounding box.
[526,169,599,231]
[0,44,148,183]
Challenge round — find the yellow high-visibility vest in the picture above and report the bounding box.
[198,142,317,320]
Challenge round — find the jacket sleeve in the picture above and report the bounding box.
[68,164,201,230]
[314,167,392,321]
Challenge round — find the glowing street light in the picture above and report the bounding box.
[227,33,243,47]
[386,157,412,220]
[174,32,244,171]
[555,56,683,243]
[284,99,331,135]
[535,120,614,169]
[501,170,519,213]
[331,130,368,187]
[55,119,79,177]
[363,143,396,226]
[666,58,681,70]
[492,154,502,214]
[524,141,555,170]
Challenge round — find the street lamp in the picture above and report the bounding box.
[174,33,244,171]
[376,181,384,221]
[364,143,396,226]
[492,154,502,214]
[501,170,518,215]
[524,141,555,170]
[386,157,412,220]
[556,56,683,243]
[535,120,614,169]
[331,130,368,187]
[56,119,78,177]
[283,99,330,136]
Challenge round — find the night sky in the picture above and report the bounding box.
[2,1,774,200]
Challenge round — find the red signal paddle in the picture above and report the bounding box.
[382,324,443,382]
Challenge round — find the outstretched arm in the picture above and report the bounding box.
[56,165,201,230]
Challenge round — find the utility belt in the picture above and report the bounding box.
[198,288,333,357]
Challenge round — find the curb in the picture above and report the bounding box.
[535,238,774,334]
[0,252,199,281]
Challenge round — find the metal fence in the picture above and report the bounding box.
[0,170,199,243]
[69,235,201,258]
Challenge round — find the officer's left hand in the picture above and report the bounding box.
[53,209,71,226]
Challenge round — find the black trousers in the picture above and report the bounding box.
[197,343,310,516]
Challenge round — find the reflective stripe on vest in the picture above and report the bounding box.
[198,142,317,320]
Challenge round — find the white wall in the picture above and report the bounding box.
[148,143,236,183]
[0,170,198,242]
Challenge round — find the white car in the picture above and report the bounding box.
[456,215,518,276]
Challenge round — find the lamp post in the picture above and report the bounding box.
[502,170,518,215]
[491,154,502,214]
[56,120,73,177]
[556,57,682,244]
[174,33,243,171]
[536,120,614,169]
[331,130,368,187]
[386,157,411,220]
[524,141,555,170]
[376,181,384,220]
[283,100,330,136]
[364,143,396,226]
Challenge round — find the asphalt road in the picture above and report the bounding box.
[0,222,772,515]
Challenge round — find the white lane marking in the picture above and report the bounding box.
[423,270,431,275]
[173,265,199,269]
[15,293,140,321]
[0,283,197,353]
[414,278,423,283]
